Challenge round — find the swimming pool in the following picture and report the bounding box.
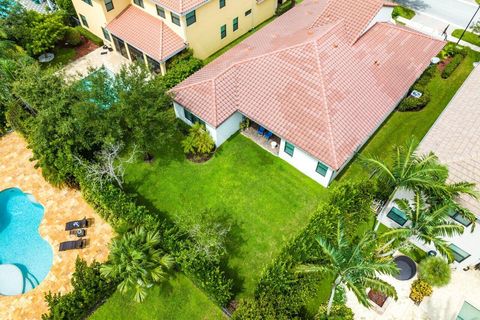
[0,188,53,295]
[79,67,117,109]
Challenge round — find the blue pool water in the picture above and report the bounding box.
[0,0,18,17]
[0,188,53,294]
[79,67,117,109]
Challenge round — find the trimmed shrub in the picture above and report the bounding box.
[42,258,117,320]
[316,304,354,320]
[441,54,464,79]
[398,90,431,111]
[419,257,451,287]
[409,279,432,304]
[182,122,215,161]
[64,27,82,46]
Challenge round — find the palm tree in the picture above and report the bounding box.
[362,139,478,230]
[377,192,464,261]
[101,227,174,302]
[296,224,398,317]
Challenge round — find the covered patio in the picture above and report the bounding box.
[241,120,281,156]
[107,5,186,75]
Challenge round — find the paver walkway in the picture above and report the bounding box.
[0,133,114,320]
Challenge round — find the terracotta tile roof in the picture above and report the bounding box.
[417,67,480,217]
[171,0,445,170]
[153,0,207,14]
[107,6,186,62]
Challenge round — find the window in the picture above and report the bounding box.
[245,9,251,16]
[447,209,472,227]
[316,162,328,176]
[104,0,114,11]
[186,10,196,26]
[133,0,143,8]
[219,0,225,8]
[101,27,111,41]
[386,207,408,226]
[80,14,89,27]
[146,55,161,74]
[82,0,92,5]
[156,5,165,18]
[171,12,180,26]
[449,244,471,263]
[284,141,294,156]
[183,109,204,125]
[220,24,226,39]
[233,17,238,31]
[127,44,144,63]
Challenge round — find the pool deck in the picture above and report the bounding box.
[346,266,480,319]
[0,132,114,320]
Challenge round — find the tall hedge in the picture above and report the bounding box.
[232,181,374,318]
[75,168,234,306]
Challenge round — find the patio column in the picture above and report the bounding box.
[160,61,167,76]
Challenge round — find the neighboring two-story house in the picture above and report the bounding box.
[72,0,282,74]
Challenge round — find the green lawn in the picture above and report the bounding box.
[97,48,479,317]
[452,29,480,47]
[124,134,327,297]
[90,274,225,320]
[42,46,76,69]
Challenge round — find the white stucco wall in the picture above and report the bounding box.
[379,189,480,268]
[173,102,242,147]
[278,139,334,187]
[365,6,394,32]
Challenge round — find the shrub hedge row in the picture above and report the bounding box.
[441,54,464,79]
[398,65,436,112]
[232,182,374,319]
[76,169,234,306]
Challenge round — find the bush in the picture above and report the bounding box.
[64,27,82,46]
[419,257,451,287]
[76,169,234,306]
[441,53,464,79]
[409,279,432,304]
[316,304,354,320]
[392,6,416,20]
[42,258,117,320]
[398,65,436,112]
[74,26,103,46]
[233,182,376,318]
[162,56,203,89]
[182,122,215,161]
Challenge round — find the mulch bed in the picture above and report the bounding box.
[437,56,453,72]
[368,289,388,307]
[186,152,214,163]
[74,37,99,60]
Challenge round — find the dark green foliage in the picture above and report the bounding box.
[316,304,354,320]
[233,182,375,318]
[64,27,82,46]
[398,65,436,112]
[418,257,451,287]
[76,170,234,306]
[42,258,117,320]
[74,26,103,46]
[54,0,77,18]
[162,56,203,89]
[441,54,464,79]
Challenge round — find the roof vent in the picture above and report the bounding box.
[374,60,380,66]
[333,43,338,48]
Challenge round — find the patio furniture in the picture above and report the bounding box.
[393,255,416,280]
[264,131,273,140]
[59,239,87,251]
[270,141,278,148]
[65,217,89,231]
[257,126,265,135]
[69,229,86,237]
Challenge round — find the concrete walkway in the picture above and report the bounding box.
[63,46,131,80]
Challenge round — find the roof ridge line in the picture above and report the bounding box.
[313,39,338,169]
[350,0,385,45]
[212,78,218,124]
[159,22,164,61]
